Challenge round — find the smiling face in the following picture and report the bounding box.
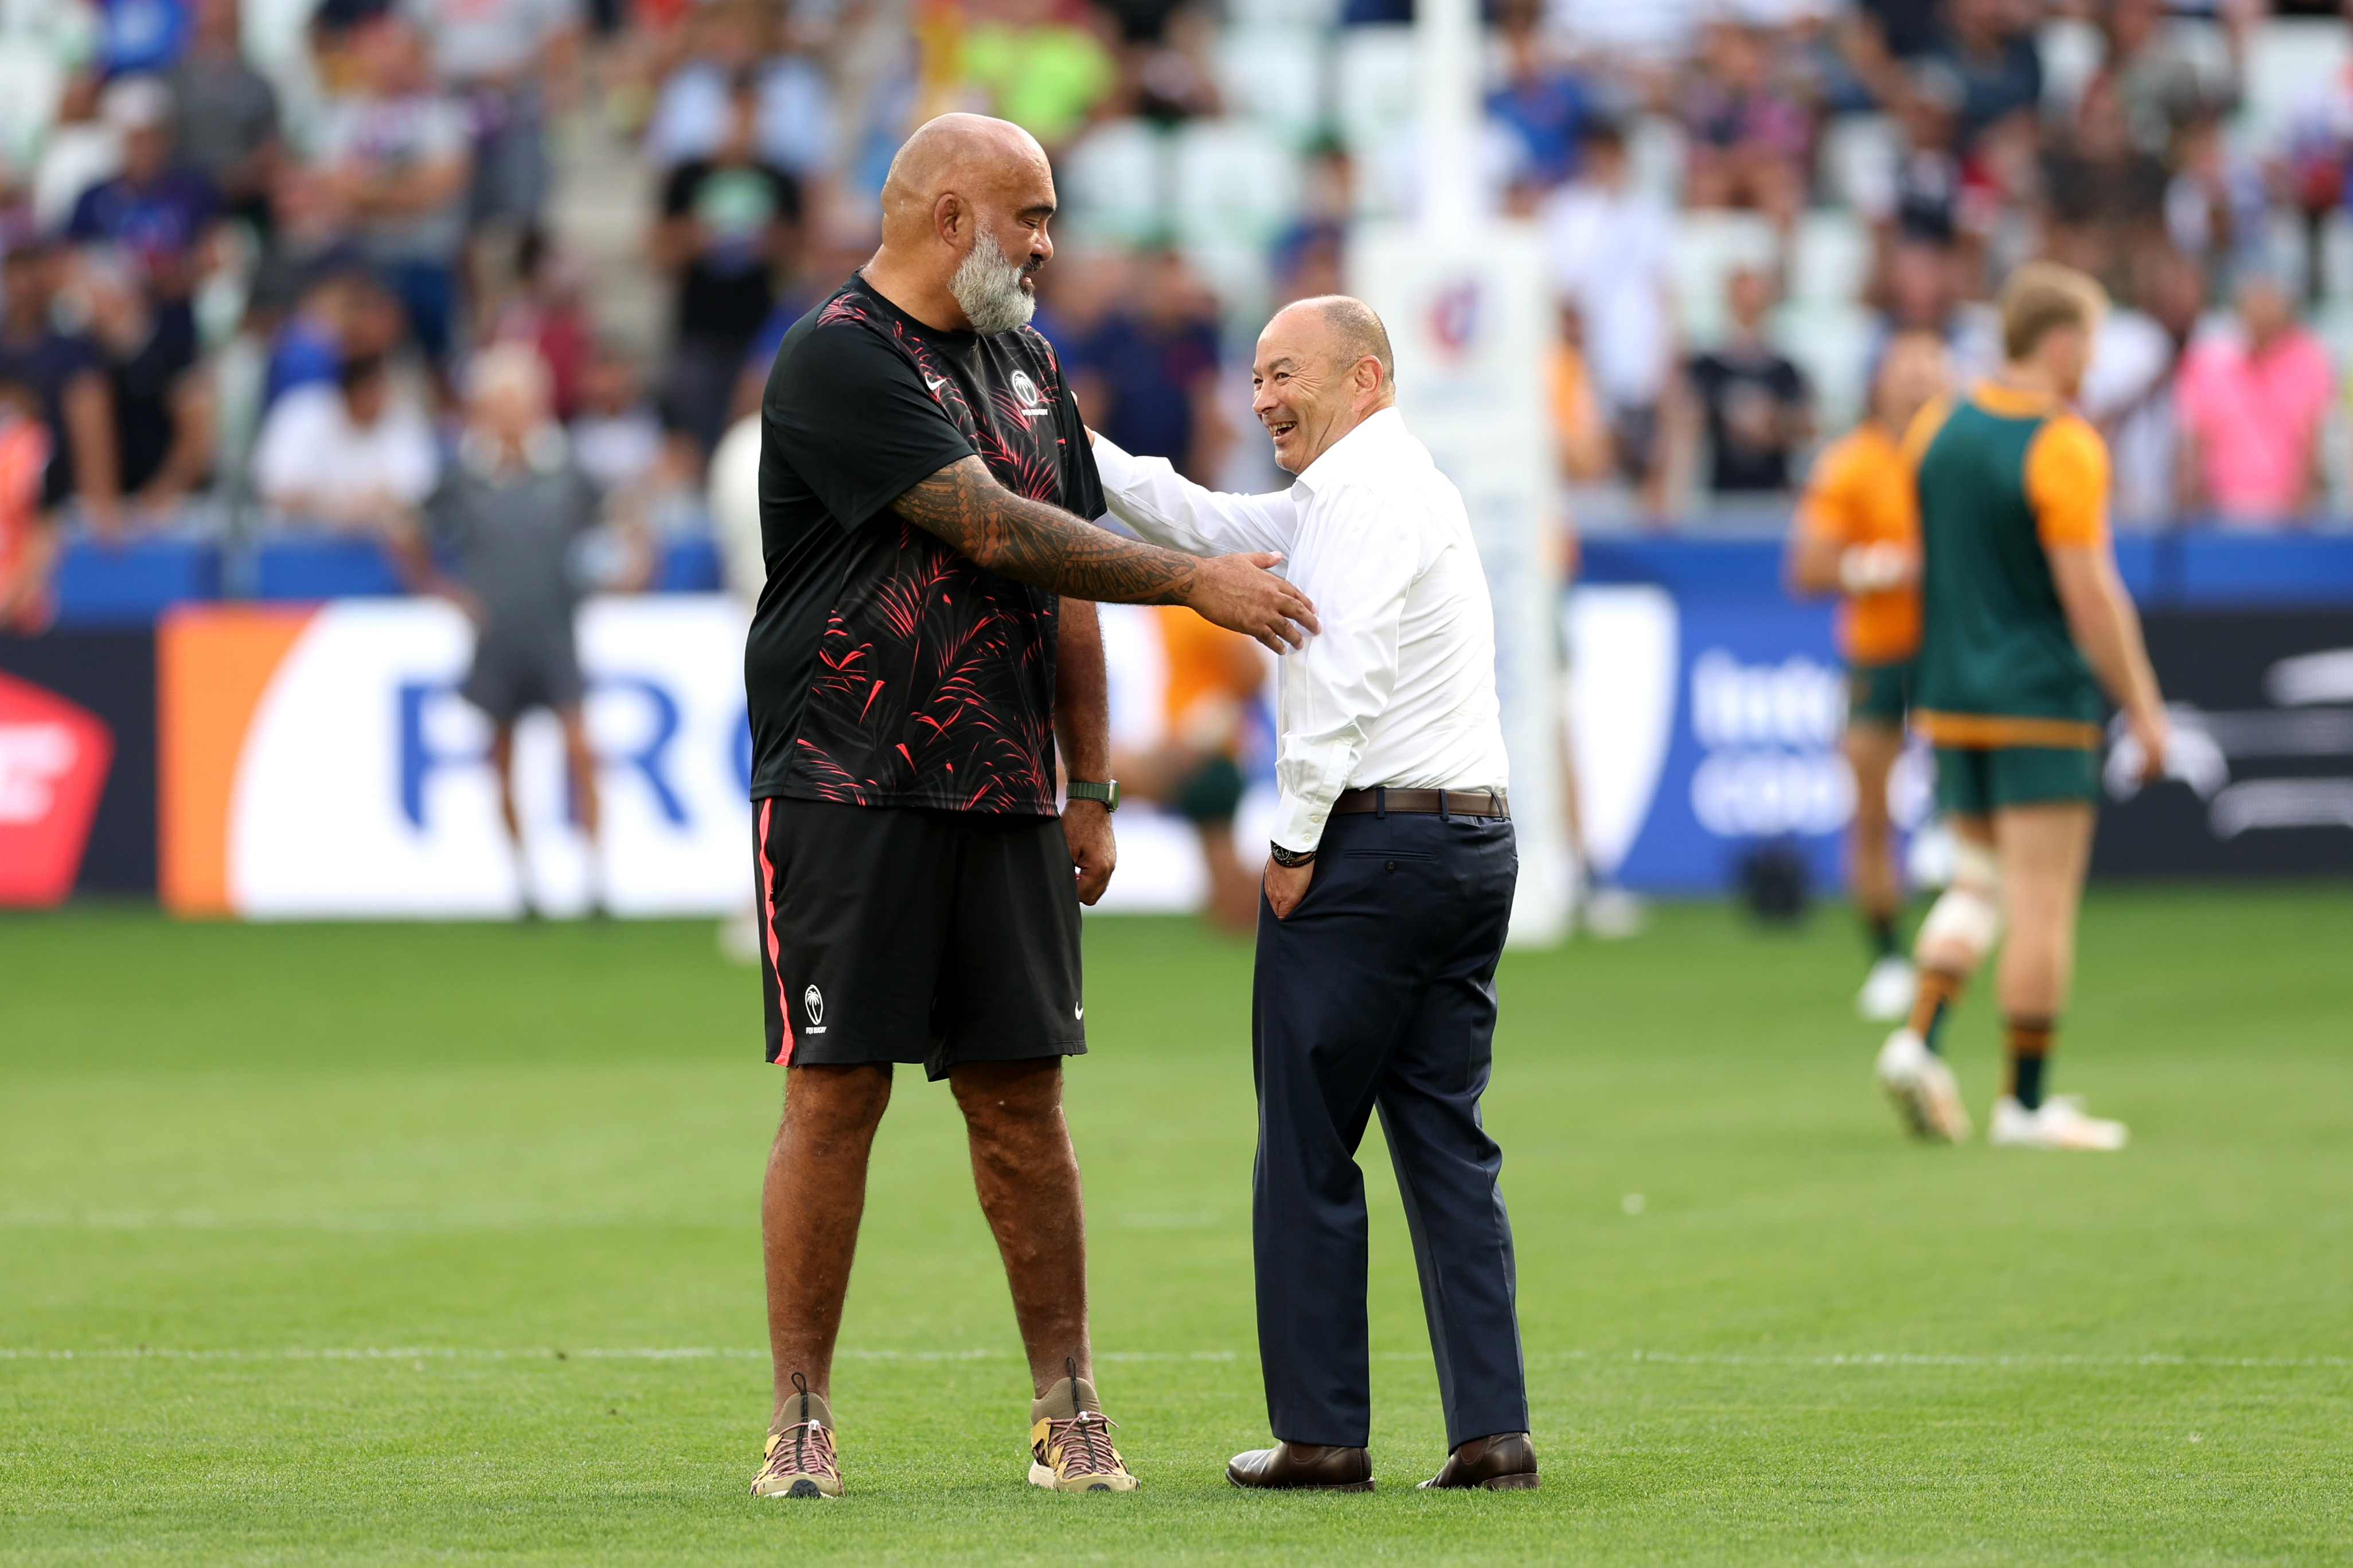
[1250,301,1392,474]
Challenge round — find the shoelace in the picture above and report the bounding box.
[1041,1411,1120,1475]
[1042,1355,1121,1476]
[764,1418,838,1481]
[764,1370,837,1481]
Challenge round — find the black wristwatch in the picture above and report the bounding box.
[1067,779,1119,812]
[1269,842,1317,868]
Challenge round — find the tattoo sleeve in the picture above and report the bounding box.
[891,455,1201,604]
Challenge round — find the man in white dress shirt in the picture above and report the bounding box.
[1091,297,1536,1493]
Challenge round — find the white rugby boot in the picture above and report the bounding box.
[1989,1095,2128,1151]
[1874,1028,1971,1143]
[1855,955,1918,1022]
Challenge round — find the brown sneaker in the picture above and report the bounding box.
[750,1374,843,1499]
[1028,1359,1139,1492]
[1418,1431,1539,1491]
[1226,1442,1375,1491]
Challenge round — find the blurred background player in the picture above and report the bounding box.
[1109,607,1266,933]
[396,345,647,916]
[1875,265,2169,1152]
[1787,329,1949,1021]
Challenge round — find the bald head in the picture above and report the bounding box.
[880,113,1053,246]
[866,114,1059,335]
[1274,295,1395,390]
[1252,294,1398,473]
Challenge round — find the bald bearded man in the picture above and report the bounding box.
[743,114,1317,1501]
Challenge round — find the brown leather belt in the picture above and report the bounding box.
[1332,787,1510,819]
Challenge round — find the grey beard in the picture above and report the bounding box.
[949,232,1037,336]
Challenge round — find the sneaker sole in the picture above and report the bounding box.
[1030,1461,1138,1492]
[752,1479,840,1499]
[1877,1059,1968,1143]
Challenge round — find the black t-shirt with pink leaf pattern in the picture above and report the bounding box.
[748,272,1103,814]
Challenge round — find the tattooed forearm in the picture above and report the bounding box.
[892,455,1202,604]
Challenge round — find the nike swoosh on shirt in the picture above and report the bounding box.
[923,375,949,393]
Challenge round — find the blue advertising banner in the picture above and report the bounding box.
[1568,586,1933,897]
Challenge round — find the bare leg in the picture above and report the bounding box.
[556,705,602,907]
[762,1062,893,1423]
[557,705,600,840]
[950,1058,1091,1397]
[1914,812,1995,978]
[489,720,522,848]
[1845,723,1905,927]
[1991,802,2095,1021]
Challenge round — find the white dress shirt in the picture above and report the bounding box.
[1091,407,1508,853]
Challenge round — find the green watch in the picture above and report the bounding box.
[1067,779,1120,812]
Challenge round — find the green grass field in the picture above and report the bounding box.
[3,888,2349,1565]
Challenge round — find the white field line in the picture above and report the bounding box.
[3,1347,2347,1370]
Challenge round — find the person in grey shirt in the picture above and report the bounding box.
[396,345,645,914]
[166,0,281,230]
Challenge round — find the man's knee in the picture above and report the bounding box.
[781,1062,893,1137]
[1918,837,2002,958]
[949,1058,1064,1139]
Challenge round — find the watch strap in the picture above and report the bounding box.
[1067,779,1119,812]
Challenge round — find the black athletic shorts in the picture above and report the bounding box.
[752,797,1086,1079]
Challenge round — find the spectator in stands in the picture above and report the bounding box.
[2040,74,2170,295]
[2175,272,2336,525]
[0,240,118,538]
[96,0,193,76]
[1924,0,2040,145]
[487,230,593,420]
[1120,3,1222,126]
[33,73,119,235]
[1541,117,1675,514]
[962,0,1120,148]
[2104,0,2242,155]
[1873,237,1997,384]
[2165,108,2270,287]
[1672,266,1812,498]
[397,345,646,916]
[75,246,213,521]
[569,344,674,496]
[314,16,473,382]
[251,349,438,532]
[641,1,836,179]
[1070,248,1228,483]
[1488,0,1587,189]
[1682,22,1811,228]
[0,376,56,633]
[166,0,282,235]
[407,0,579,241]
[2082,248,2206,525]
[67,76,217,332]
[654,69,802,454]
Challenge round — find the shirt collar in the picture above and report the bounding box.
[1969,379,2061,418]
[1290,405,1407,498]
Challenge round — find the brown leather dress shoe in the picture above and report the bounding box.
[1418,1432,1539,1490]
[1226,1441,1374,1491]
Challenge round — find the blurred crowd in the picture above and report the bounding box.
[3,0,2353,636]
[1023,0,2353,529]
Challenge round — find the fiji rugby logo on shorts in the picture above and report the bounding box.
[1008,369,1048,420]
[802,985,826,1035]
